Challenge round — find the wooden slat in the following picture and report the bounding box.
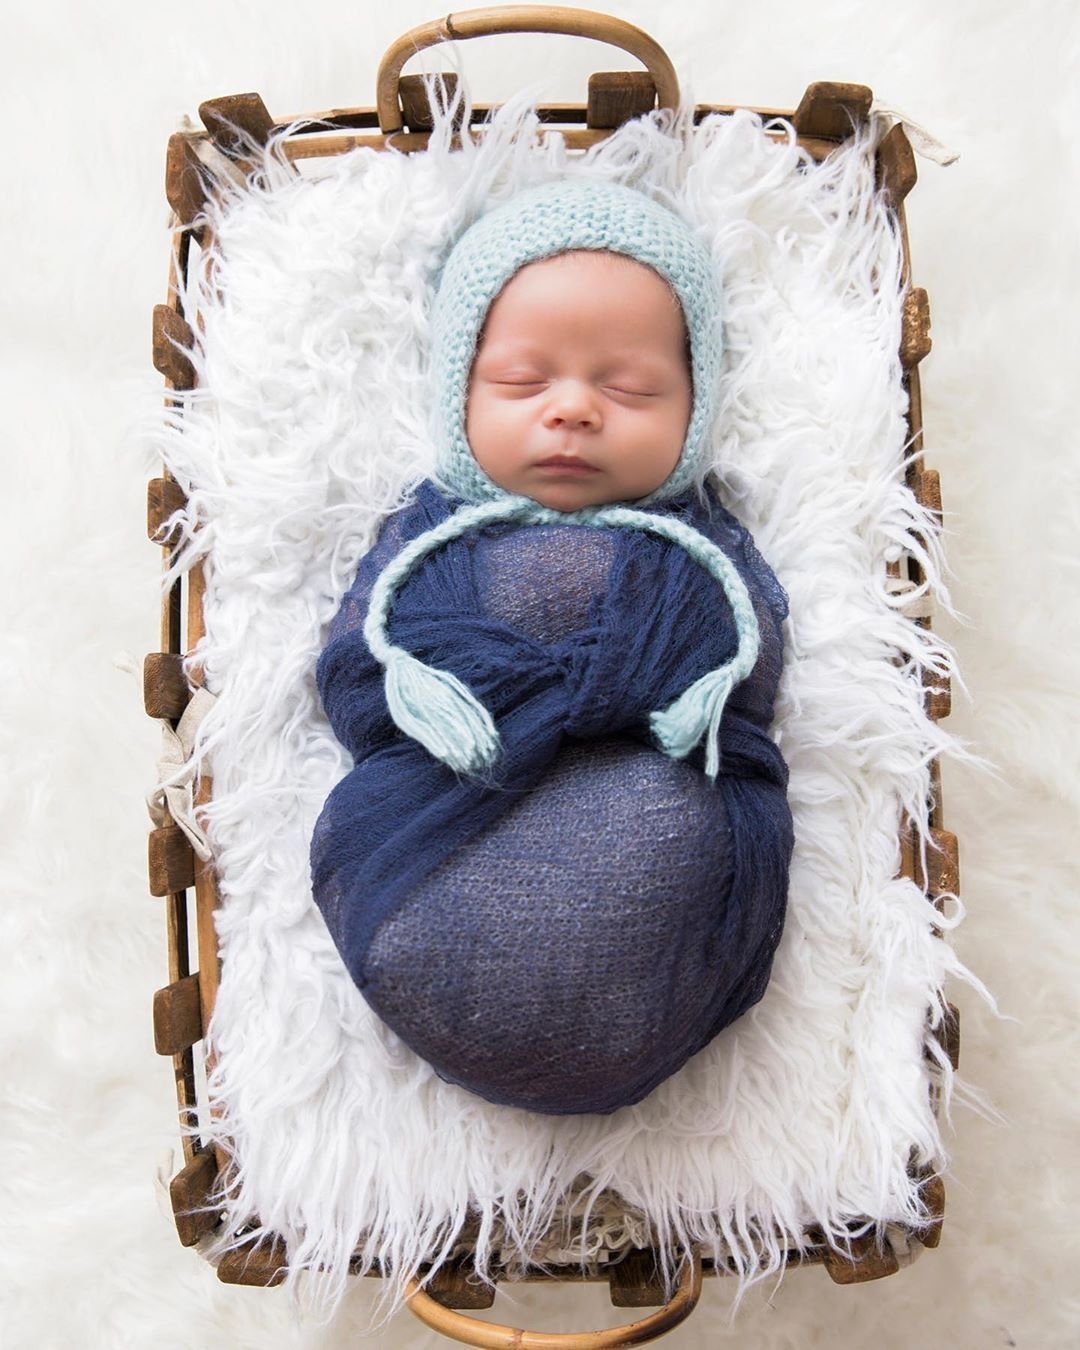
[934,1002,961,1072]
[876,123,918,207]
[906,466,949,717]
[187,563,222,1029]
[821,1232,900,1284]
[144,652,190,720]
[925,679,952,722]
[926,828,959,900]
[149,825,196,896]
[792,81,873,140]
[152,304,196,389]
[912,467,942,516]
[914,1173,946,1249]
[900,287,932,369]
[199,92,276,154]
[587,71,657,129]
[217,1238,288,1287]
[399,74,463,132]
[426,1260,497,1310]
[277,125,843,163]
[154,973,203,1056]
[180,99,803,138]
[147,476,188,545]
[163,889,199,1164]
[170,1150,220,1246]
[608,1248,666,1308]
[906,368,925,466]
[165,133,209,226]
[925,1002,961,1072]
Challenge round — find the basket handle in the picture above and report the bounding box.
[404,1250,703,1348]
[375,5,680,133]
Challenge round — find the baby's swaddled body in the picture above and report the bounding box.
[311,482,792,1114]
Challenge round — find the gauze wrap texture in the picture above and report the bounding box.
[311,480,793,1114]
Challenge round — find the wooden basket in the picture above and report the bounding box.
[145,8,959,1345]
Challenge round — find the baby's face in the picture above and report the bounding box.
[465,251,692,512]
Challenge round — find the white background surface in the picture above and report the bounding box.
[2,2,1076,1346]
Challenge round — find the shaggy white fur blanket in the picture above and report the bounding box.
[158,86,982,1320]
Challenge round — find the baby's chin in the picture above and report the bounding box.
[516,482,632,513]
[486,471,658,513]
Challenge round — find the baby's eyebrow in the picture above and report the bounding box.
[475,333,545,358]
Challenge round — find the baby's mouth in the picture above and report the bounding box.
[533,454,601,475]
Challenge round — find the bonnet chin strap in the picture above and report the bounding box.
[363,495,761,780]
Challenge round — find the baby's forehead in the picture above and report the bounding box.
[480,249,686,339]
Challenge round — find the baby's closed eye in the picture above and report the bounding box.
[603,384,659,398]
[477,366,547,389]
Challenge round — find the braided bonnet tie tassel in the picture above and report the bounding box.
[363,497,760,780]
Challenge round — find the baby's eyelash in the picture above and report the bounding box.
[484,377,658,397]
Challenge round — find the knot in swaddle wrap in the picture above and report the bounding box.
[364,178,758,778]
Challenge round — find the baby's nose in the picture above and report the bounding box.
[543,379,602,429]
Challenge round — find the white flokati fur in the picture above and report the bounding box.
[157,83,985,1322]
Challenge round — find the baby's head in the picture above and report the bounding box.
[466,249,691,511]
[429,180,721,512]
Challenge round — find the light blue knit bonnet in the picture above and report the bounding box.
[429,178,721,505]
[363,178,760,779]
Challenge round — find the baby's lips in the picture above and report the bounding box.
[533,454,602,473]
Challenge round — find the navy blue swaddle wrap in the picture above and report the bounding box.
[311,481,792,1114]
[310,179,794,1114]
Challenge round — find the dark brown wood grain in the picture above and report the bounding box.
[608,1248,667,1308]
[149,825,196,896]
[199,92,275,153]
[792,81,873,139]
[217,1238,288,1287]
[154,973,203,1056]
[925,679,953,722]
[399,74,463,132]
[821,1232,900,1284]
[915,1173,946,1249]
[165,133,209,225]
[426,1260,498,1310]
[587,71,657,129]
[144,651,190,720]
[912,467,942,517]
[152,304,196,389]
[876,123,918,206]
[147,477,188,546]
[170,1150,220,1246]
[926,828,960,901]
[901,288,932,369]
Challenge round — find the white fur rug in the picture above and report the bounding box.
[156,87,981,1320]
[6,4,1077,1347]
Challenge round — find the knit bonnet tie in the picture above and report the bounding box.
[363,178,760,779]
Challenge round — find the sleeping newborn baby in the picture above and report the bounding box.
[310,179,793,1115]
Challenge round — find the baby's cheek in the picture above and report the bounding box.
[466,394,522,489]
